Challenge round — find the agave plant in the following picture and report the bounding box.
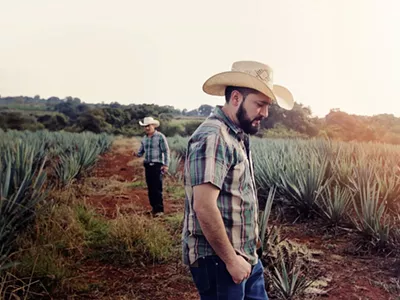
[76,140,102,172]
[332,153,356,187]
[54,133,114,186]
[96,133,114,153]
[167,135,188,157]
[168,151,182,177]
[0,152,47,271]
[350,167,392,248]
[375,169,400,214]
[317,183,353,227]
[261,226,319,299]
[55,153,82,186]
[253,149,285,197]
[0,129,115,274]
[271,258,312,300]
[279,155,333,218]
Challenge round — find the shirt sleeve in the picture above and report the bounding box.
[186,134,231,189]
[159,134,170,166]
[137,139,145,157]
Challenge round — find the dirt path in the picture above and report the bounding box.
[74,138,398,300]
[77,138,198,300]
[84,138,184,218]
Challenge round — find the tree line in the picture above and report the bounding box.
[1,95,400,144]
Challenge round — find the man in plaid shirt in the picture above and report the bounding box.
[134,117,170,217]
[182,61,294,299]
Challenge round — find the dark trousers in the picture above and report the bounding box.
[190,256,268,300]
[144,162,164,213]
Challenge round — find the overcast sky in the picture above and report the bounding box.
[1,0,399,117]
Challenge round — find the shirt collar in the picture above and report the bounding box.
[211,106,245,141]
[147,130,158,138]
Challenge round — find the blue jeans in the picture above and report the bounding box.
[189,256,269,300]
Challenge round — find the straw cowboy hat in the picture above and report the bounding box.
[202,60,294,110]
[139,117,160,127]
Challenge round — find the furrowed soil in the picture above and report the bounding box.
[74,138,399,300]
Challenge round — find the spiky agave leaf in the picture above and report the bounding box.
[280,155,333,218]
[0,154,47,269]
[317,183,353,226]
[271,257,312,300]
[168,151,182,177]
[350,166,392,248]
[259,186,276,247]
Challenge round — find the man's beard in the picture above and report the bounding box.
[236,101,262,135]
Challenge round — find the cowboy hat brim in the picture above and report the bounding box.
[139,120,160,127]
[202,71,294,110]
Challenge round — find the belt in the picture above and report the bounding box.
[144,162,161,166]
[190,239,263,268]
[190,254,258,268]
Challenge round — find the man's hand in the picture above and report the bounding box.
[161,165,168,174]
[226,255,251,284]
[193,183,251,284]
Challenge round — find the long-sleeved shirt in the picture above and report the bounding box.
[137,131,170,166]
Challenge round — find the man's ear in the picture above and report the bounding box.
[230,90,242,107]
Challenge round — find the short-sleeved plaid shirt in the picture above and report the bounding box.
[182,106,260,266]
[137,131,170,166]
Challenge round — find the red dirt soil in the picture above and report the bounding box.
[78,141,198,300]
[85,150,182,218]
[280,222,399,300]
[78,140,399,300]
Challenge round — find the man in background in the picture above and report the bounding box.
[133,117,170,217]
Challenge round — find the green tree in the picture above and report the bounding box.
[198,104,214,117]
[74,109,111,133]
[103,108,130,128]
[37,114,68,131]
[262,103,319,137]
[0,112,44,131]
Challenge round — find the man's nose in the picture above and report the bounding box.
[260,106,268,118]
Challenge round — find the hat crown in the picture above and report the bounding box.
[139,116,160,127]
[202,60,294,110]
[143,117,155,123]
[231,61,274,90]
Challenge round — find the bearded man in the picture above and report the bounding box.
[182,61,294,300]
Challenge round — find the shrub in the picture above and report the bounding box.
[104,212,173,263]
